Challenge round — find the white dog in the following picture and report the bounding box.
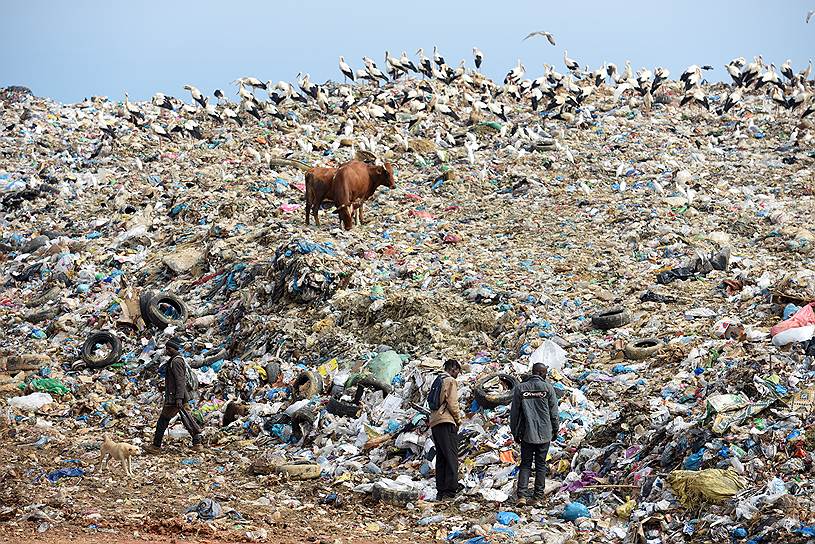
[97,434,141,478]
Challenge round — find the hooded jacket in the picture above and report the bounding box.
[429,373,462,428]
[510,375,559,444]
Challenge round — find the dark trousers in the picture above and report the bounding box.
[431,423,459,496]
[518,441,550,499]
[153,404,202,447]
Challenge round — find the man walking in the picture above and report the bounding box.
[429,359,463,500]
[144,337,202,453]
[510,363,559,506]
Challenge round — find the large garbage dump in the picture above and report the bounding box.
[1,55,814,544]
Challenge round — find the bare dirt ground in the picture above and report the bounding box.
[0,427,448,544]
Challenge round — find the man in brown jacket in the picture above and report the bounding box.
[429,359,463,500]
[144,337,202,453]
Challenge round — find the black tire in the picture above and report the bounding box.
[147,292,188,328]
[81,331,122,369]
[265,362,281,385]
[591,307,631,330]
[473,373,519,409]
[624,338,662,360]
[139,290,155,326]
[293,370,324,400]
[291,408,316,441]
[326,397,362,418]
[354,375,392,398]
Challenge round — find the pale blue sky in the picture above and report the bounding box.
[2,0,812,103]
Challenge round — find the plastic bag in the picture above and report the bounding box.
[529,340,566,371]
[366,350,403,385]
[772,325,815,347]
[8,392,54,411]
[667,469,747,507]
[561,501,590,520]
[26,378,69,396]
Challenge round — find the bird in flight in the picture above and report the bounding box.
[807,9,815,23]
[523,31,556,45]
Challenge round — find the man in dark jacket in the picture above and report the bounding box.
[510,363,559,505]
[144,337,202,453]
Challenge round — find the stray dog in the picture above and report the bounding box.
[97,434,141,478]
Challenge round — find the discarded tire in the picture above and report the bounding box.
[81,331,122,369]
[624,338,662,360]
[352,374,392,404]
[473,373,519,409]
[146,292,188,328]
[291,408,316,441]
[265,362,281,385]
[326,397,362,418]
[293,370,324,399]
[139,290,155,326]
[591,307,631,330]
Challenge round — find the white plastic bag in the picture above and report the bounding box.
[772,325,815,347]
[529,340,566,371]
[7,392,53,411]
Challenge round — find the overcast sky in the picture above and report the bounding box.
[2,0,812,103]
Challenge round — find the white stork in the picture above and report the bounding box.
[339,56,355,83]
[473,47,484,70]
[183,84,207,108]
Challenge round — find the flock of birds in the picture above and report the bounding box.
[99,31,815,164]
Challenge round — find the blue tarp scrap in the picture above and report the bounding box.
[44,467,85,483]
[286,240,336,256]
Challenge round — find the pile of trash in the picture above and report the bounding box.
[1,69,814,544]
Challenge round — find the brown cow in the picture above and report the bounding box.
[304,167,336,226]
[304,166,364,226]
[330,160,395,230]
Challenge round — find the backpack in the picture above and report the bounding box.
[427,375,445,411]
[175,356,198,399]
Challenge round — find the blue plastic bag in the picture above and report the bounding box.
[45,467,85,483]
[561,502,590,521]
[495,511,520,525]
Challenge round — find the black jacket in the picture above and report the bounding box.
[510,375,559,444]
[163,356,190,406]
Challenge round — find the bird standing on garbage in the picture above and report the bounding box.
[183,84,207,108]
[679,85,710,111]
[722,87,743,114]
[433,45,445,68]
[399,51,418,74]
[339,56,355,83]
[122,92,145,126]
[417,48,434,78]
[679,65,703,91]
[472,47,484,70]
[504,59,526,84]
[563,50,580,72]
[781,60,795,82]
[152,92,174,111]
